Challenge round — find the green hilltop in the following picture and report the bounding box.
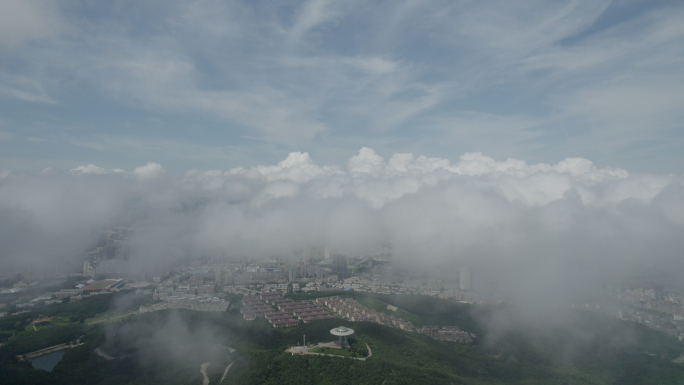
[1,291,684,384]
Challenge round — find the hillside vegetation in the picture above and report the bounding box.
[1,292,683,384]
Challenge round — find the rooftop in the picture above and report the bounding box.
[330,326,354,336]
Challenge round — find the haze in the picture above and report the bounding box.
[1,0,683,312]
[2,148,683,307]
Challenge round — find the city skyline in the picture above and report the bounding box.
[0,0,683,344]
[3,2,684,383]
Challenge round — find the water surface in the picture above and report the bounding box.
[29,349,66,372]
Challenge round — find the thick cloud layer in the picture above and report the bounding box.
[1,148,682,302]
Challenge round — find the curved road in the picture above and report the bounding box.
[200,362,210,385]
[220,363,233,383]
[365,342,372,358]
[287,342,373,361]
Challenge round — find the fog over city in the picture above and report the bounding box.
[2,148,683,309]
[2,1,684,383]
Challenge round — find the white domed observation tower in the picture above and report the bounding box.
[330,326,354,347]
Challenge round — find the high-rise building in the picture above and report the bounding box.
[83,261,94,278]
[302,247,325,265]
[215,266,225,285]
[95,259,131,277]
[332,254,349,279]
[459,266,471,291]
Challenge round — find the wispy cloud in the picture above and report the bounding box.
[289,0,338,45]
[0,1,682,172]
[0,0,66,49]
[0,74,57,104]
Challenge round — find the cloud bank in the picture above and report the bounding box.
[1,149,683,303]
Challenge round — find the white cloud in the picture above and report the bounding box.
[180,148,657,212]
[0,2,682,332]
[1,149,683,310]
[133,162,165,180]
[70,164,109,176]
[0,0,65,49]
[0,73,57,104]
[348,147,386,177]
[248,152,342,184]
[69,163,166,179]
[289,0,337,45]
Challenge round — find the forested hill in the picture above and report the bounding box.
[2,292,684,384]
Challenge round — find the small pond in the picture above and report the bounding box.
[29,349,66,372]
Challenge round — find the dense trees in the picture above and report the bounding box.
[2,292,684,384]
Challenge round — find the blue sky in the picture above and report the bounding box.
[1,0,683,174]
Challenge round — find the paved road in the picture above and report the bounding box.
[200,362,210,385]
[286,342,374,361]
[220,363,233,383]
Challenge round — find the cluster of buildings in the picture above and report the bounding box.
[228,267,289,285]
[241,291,335,328]
[149,251,355,293]
[77,242,488,304]
[316,296,414,331]
[614,287,683,314]
[419,325,475,344]
[1,279,126,316]
[166,253,347,287]
[82,228,133,279]
[315,266,499,304]
[1,272,83,296]
[577,285,684,341]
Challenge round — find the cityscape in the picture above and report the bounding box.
[1,1,684,383]
[3,228,684,345]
